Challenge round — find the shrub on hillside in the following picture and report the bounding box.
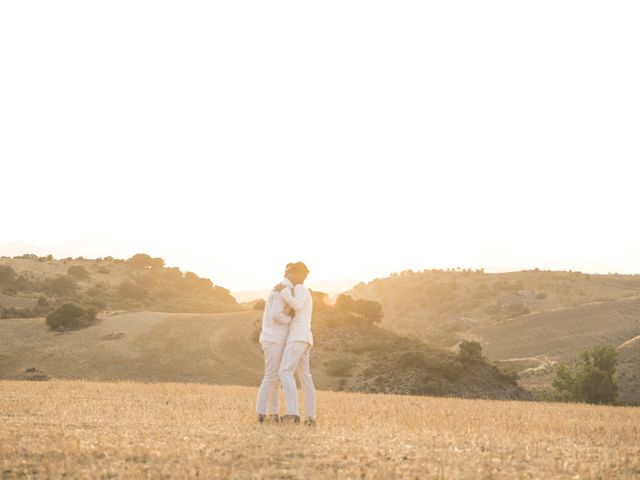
[44,275,77,296]
[352,299,384,324]
[118,282,148,301]
[67,265,90,279]
[552,345,618,405]
[334,294,383,324]
[0,265,17,284]
[253,299,266,310]
[458,340,482,363]
[336,294,355,312]
[45,303,98,330]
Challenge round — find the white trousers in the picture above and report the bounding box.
[279,341,316,418]
[256,341,285,415]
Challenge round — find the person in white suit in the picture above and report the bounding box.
[255,263,295,423]
[274,261,316,426]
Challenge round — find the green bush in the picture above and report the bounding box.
[45,303,98,330]
[335,294,355,312]
[552,345,618,404]
[67,265,90,279]
[458,340,482,363]
[334,294,383,324]
[0,265,17,284]
[352,299,384,324]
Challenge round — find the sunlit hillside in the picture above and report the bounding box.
[1,380,638,479]
[349,269,640,346]
[349,269,640,404]
[0,254,239,317]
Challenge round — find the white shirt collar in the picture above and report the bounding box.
[282,277,294,288]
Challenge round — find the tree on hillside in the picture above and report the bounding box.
[0,265,17,284]
[45,303,98,330]
[352,299,384,324]
[552,345,618,405]
[335,294,354,312]
[67,265,90,279]
[333,294,383,324]
[457,340,482,363]
[127,253,165,269]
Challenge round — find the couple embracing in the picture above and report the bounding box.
[255,262,316,426]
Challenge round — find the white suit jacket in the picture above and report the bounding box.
[258,278,293,344]
[280,284,313,346]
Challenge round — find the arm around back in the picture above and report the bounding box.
[279,285,309,311]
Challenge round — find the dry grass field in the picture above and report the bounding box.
[1,380,639,479]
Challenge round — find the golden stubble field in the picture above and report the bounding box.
[1,380,639,479]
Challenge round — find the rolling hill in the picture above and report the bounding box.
[0,254,239,317]
[461,297,640,405]
[349,269,640,346]
[466,298,640,361]
[0,308,530,401]
[349,269,640,404]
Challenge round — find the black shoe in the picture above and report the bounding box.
[281,414,301,424]
[268,414,280,424]
[303,417,316,427]
[257,414,267,423]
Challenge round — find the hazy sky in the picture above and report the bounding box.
[1,1,638,291]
